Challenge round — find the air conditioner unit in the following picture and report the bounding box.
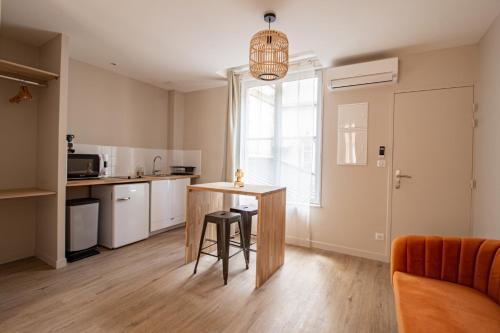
[327,57,398,91]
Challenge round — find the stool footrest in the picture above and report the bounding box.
[228,248,245,259]
[201,239,217,251]
[230,239,256,247]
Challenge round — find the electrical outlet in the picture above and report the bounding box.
[375,232,385,241]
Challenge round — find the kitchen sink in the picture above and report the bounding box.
[114,176,144,180]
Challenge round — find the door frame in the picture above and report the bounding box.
[385,85,476,259]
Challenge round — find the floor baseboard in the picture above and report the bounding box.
[286,236,388,262]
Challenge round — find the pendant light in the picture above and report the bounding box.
[249,12,289,81]
[9,83,33,104]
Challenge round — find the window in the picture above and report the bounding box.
[240,71,322,204]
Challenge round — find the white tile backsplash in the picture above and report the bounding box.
[73,144,201,177]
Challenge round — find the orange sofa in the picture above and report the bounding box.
[391,236,500,333]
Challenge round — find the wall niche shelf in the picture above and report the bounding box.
[0,59,59,86]
[0,188,56,200]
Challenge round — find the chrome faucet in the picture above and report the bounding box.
[152,155,162,175]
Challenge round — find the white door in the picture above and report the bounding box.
[113,183,150,247]
[391,87,474,239]
[150,180,174,232]
[172,178,190,223]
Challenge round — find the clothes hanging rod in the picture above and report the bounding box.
[0,73,47,87]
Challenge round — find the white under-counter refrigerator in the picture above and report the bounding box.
[150,178,190,232]
[92,183,150,249]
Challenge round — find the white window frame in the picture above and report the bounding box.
[240,69,323,205]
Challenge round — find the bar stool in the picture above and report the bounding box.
[230,205,258,264]
[193,211,249,285]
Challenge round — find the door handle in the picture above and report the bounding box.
[117,197,131,201]
[395,170,412,189]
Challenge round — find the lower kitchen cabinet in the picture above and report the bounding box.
[150,178,190,232]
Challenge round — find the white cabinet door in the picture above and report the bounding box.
[172,178,190,223]
[150,178,190,232]
[113,183,150,247]
[150,180,174,232]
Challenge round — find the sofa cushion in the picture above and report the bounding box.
[393,271,500,333]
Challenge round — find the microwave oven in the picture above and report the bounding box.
[67,154,104,180]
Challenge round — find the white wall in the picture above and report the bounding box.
[473,14,500,238]
[310,85,394,260]
[68,59,169,149]
[312,46,478,261]
[183,86,227,183]
[168,91,185,150]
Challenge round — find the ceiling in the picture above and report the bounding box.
[2,0,500,92]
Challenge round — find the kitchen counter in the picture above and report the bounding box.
[66,175,199,187]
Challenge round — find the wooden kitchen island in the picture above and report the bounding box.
[185,182,286,288]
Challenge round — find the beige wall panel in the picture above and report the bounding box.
[474,14,500,239]
[183,86,228,183]
[0,200,37,264]
[35,34,69,268]
[167,90,185,150]
[0,37,39,263]
[311,85,393,258]
[68,59,169,149]
[397,45,478,92]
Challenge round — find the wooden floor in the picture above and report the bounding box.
[0,228,397,333]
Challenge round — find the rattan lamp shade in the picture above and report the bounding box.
[249,29,289,81]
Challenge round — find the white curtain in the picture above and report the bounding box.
[224,70,241,182]
[239,64,320,247]
[224,71,241,210]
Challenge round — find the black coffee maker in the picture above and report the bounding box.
[67,134,75,154]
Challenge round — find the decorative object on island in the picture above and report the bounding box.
[234,168,244,187]
[249,11,289,81]
[9,83,33,103]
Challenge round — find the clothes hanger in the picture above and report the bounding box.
[9,82,33,103]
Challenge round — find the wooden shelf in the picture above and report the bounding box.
[0,188,56,200]
[0,59,59,85]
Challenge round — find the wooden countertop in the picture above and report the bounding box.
[67,175,199,188]
[187,182,285,196]
[0,188,56,200]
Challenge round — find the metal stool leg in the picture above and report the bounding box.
[243,214,253,261]
[238,218,249,269]
[222,222,230,285]
[193,217,209,274]
[216,223,222,261]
